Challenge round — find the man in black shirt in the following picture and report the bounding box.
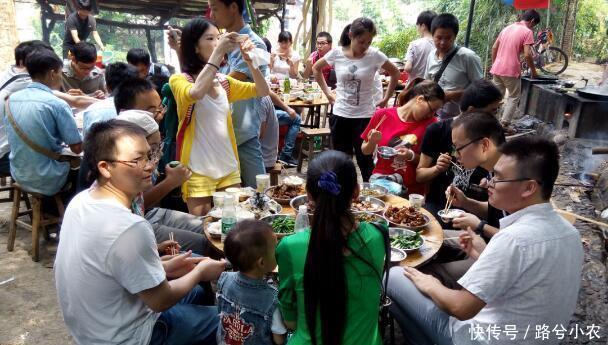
[417,79,503,225]
[63,0,104,58]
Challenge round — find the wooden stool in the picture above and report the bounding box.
[7,183,65,262]
[297,128,331,173]
[269,162,283,186]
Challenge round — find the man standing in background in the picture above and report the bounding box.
[404,10,436,80]
[63,0,105,58]
[490,10,540,126]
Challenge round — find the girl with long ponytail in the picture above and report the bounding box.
[276,150,385,345]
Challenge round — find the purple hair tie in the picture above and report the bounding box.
[317,171,341,196]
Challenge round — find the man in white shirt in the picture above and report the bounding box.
[387,136,583,345]
[55,119,225,344]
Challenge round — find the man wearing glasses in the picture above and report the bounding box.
[56,119,224,344]
[302,32,335,88]
[388,136,583,344]
[61,42,106,99]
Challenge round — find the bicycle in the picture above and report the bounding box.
[521,28,569,75]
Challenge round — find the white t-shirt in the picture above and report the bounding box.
[0,66,32,157]
[404,37,435,80]
[55,190,166,345]
[450,203,583,345]
[271,50,300,80]
[324,47,388,118]
[189,90,238,179]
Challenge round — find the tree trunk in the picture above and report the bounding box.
[560,0,579,57]
[0,0,18,67]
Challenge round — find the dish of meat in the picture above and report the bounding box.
[384,206,430,230]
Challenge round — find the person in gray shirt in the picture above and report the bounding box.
[404,10,436,80]
[424,14,483,119]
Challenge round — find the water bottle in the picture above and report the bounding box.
[221,195,237,241]
[283,77,291,94]
[294,205,309,233]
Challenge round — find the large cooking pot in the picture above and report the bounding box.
[575,78,608,100]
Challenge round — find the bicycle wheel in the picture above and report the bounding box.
[539,46,569,75]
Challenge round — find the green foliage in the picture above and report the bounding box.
[374,26,418,58]
[574,0,608,62]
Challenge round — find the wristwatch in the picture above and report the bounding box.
[475,220,487,236]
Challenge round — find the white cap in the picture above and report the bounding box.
[118,109,159,136]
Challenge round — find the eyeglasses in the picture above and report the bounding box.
[452,137,484,154]
[487,176,542,188]
[316,41,329,46]
[154,104,167,118]
[105,152,156,169]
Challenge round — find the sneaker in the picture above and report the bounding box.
[278,155,298,168]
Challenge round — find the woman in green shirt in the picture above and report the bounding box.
[276,150,386,344]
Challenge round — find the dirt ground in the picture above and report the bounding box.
[0,62,607,345]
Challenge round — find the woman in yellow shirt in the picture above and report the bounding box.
[170,18,269,216]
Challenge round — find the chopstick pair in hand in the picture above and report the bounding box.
[158,233,181,256]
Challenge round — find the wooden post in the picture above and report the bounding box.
[41,12,50,43]
[310,0,318,54]
[146,29,158,62]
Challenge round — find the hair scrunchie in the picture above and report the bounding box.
[317,171,341,196]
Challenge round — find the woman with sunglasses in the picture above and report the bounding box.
[361,78,444,195]
[169,17,269,216]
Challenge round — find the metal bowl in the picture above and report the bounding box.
[390,247,407,262]
[351,196,386,214]
[360,183,388,199]
[355,212,389,226]
[384,206,431,231]
[289,195,314,215]
[377,146,398,159]
[260,214,296,239]
[389,228,425,252]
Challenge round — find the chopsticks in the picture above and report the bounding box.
[444,193,454,213]
[450,160,464,172]
[374,115,387,131]
[443,235,471,241]
[169,232,177,256]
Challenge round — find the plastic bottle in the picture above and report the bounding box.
[221,195,237,241]
[294,205,309,233]
[283,77,291,94]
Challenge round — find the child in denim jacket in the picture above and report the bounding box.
[217,219,287,345]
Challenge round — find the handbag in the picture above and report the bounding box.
[4,100,82,169]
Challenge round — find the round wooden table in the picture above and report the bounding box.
[204,194,444,268]
[287,95,330,129]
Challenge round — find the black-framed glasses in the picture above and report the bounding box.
[453,137,484,154]
[316,41,329,46]
[487,176,542,188]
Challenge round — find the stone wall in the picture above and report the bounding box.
[0,0,18,67]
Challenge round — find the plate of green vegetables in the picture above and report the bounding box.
[389,228,424,252]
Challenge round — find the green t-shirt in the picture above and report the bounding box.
[276,222,385,345]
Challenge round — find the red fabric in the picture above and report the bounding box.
[361,108,437,195]
[278,124,289,152]
[514,0,549,9]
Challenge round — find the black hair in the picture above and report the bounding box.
[339,17,377,47]
[397,77,445,106]
[416,10,437,31]
[304,150,358,345]
[452,111,506,146]
[278,31,293,43]
[72,42,97,63]
[84,119,148,181]
[317,31,333,44]
[25,49,63,79]
[76,0,92,11]
[262,37,272,53]
[431,13,460,36]
[104,62,139,93]
[126,48,151,66]
[522,10,541,25]
[499,137,558,200]
[459,79,503,112]
[113,78,155,113]
[224,219,274,272]
[14,40,53,67]
[179,17,218,75]
[217,0,244,14]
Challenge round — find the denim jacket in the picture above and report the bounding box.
[217,272,278,345]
